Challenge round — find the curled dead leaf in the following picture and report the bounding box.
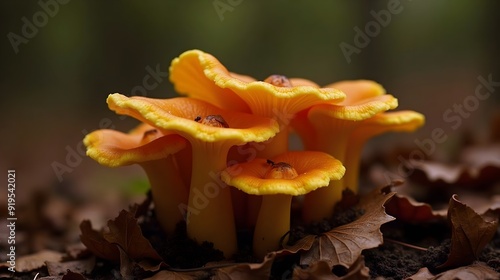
[79,220,119,261]
[282,188,395,268]
[103,210,162,262]
[212,252,275,280]
[407,262,500,280]
[438,195,499,269]
[385,193,446,223]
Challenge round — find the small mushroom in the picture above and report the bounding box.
[344,111,425,192]
[221,151,345,258]
[83,123,188,234]
[293,80,399,223]
[106,94,279,257]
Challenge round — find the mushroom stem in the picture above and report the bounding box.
[302,119,351,223]
[343,136,366,194]
[253,194,291,259]
[141,156,189,234]
[186,142,237,257]
[302,180,343,223]
[244,127,289,229]
[259,126,289,158]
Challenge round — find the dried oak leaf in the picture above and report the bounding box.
[16,250,64,272]
[407,262,500,280]
[282,189,395,268]
[103,210,163,265]
[293,256,370,280]
[212,252,276,280]
[438,195,498,269]
[79,220,119,261]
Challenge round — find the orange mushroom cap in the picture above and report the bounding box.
[169,50,346,119]
[351,110,426,136]
[84,123,186,167]
[344,110,425,192]
[83,123,189,234]
[221,151,344,258]
[221,151,345,196]
[107,94,279,145]
[169,50,251,113]
[309,80,398,121]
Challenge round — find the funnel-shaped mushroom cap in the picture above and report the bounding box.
[309,80,398,121]
[352,110,426,135]
[221,151,344,258]
[221,151,345,196]
[107,94,279,145]
[84,123,186,167]
[169,50,346,118]
[170,50,251,113]
[344,110,425,192]
[83,123,189,235]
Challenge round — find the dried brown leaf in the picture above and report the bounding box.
[118,246,134,279]
[406,262,500,280]
[103,209,162,262]
[406,267,435,280]
[16,250,64,272]
[277,235,316,256]
[438,195,499,269]
[46,257,95,276]
[286,189,395,268]
[145,270,208,280]
[293,256,370,280]
[79,220,119,261]
[410,144,500,188]
[385,193,445,223]
[436,262,500,280]
[212,252,275,280]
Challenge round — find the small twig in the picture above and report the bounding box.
[384,238,428,252]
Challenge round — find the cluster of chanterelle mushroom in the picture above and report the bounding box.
[84,49,425,259]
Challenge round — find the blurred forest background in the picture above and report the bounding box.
[1,1,499,215]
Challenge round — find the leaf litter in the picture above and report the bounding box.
[3,126,500,279]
